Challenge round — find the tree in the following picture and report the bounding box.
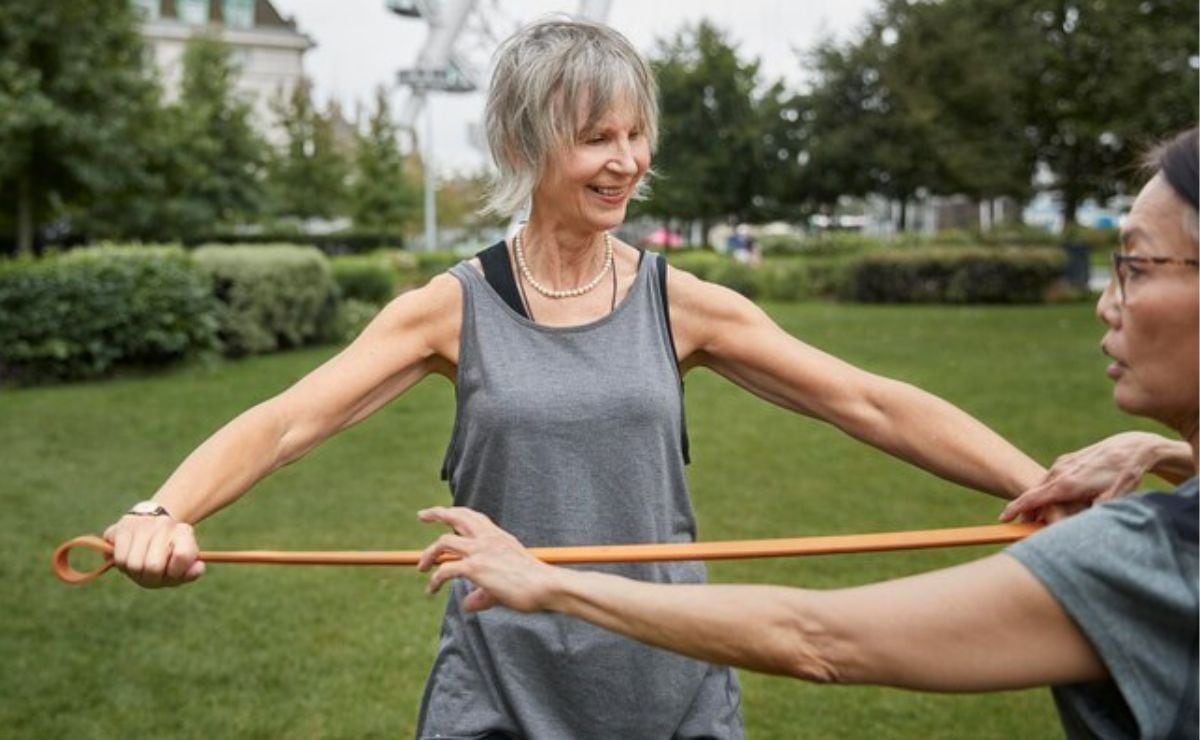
[1010,0,1198,226]
[796,8,948,229]
[880,0,1035,204]
[90,33,270,241]
[0,0,161,254]
[169,34,268,234]
[349,87,419,237]
[437,170,506,241]
[268,78,349,221]
[793,0,1197,228]
[641,22,767,235]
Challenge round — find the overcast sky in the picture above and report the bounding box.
[271,0,878,173]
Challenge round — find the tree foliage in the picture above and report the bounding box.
[349,87,419,236]
[85,34,268,240]
[795,0,1197,225]
[0,0,161,254]
[641,22,767,229]
[267,78,348,221]
[1010,0,1198,223]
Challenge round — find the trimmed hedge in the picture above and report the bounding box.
[0,246,221,382]
[331,255,397,304]
[839,247,1066,304]
[193,244,340,356]
[198,231,405,254]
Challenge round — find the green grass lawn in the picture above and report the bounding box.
[1,301,1160,738]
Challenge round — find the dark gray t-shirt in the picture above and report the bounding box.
[1007,477,1198,740]
[417,258,743,739]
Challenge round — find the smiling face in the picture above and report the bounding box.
[1097,174,1199,435]
[530,96,650,234]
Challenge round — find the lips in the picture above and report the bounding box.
[1101,342,1127,380]
[587,184,629,203]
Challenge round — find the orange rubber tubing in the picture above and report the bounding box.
[52,522,1040,585]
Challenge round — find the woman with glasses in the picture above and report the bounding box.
[1001,136,1200,522]
[419,128,1199,739]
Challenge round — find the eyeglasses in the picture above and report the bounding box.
[1110,252,1199,303]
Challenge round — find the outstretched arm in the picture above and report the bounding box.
[667,269,1044,498]
[418,507,1106,691]
[104,274,462,587]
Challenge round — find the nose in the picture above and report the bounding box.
[1096,276,1121,328]
[607,137,638,175]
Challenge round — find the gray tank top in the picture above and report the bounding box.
[417,256,743,739]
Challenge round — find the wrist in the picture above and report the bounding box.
[540,565,584,614]
[1146,438,1195,478]
[126,500,174,519]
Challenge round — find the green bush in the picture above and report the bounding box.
[199,230,405,253]
[331,254,397,304]
[661,249,725,281]
[386,250,464,289]
[839,247,1066,304]
[759,231,884,257]
[193,244,340,356]
[0,245,221,382]
[332,298,383,341]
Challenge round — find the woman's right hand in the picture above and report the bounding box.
[103,514,205,588]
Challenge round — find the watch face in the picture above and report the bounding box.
[129,501,167,516]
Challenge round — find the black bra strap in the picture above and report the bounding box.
[656,253,691,465]
[477,240,528,318]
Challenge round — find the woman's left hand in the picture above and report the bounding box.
[1000,431,1183,523]
[417,507,560,613]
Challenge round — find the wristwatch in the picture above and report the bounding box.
[127,500,173,518]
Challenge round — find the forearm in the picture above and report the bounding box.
[150,402,296,522]
[851,378,1044,498]
[545,571,845,681]
[1145,436,1196,484]
[542,557,1103,692]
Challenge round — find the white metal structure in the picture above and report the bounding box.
[388,0,613,250]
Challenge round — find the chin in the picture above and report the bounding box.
[589,210,628,232]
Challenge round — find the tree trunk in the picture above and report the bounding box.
[1061,190,1079,231]
[897,199,908,231]
[17,169,34,257]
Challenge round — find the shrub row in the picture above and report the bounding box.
[193,244,341,356]
[757,224,1102,257]
[0,241,1072,383]
[1,244,357,383]
[199,231,405,254]
[838,247,1066,304]
[667,246,1067,304]
[0,246,221,382]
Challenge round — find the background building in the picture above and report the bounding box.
[132,0,315,143]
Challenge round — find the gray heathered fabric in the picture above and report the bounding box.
[416,257,743,740]
[1007,478,1198,740]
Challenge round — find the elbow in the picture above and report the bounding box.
[775,601,852,685]
[784,652,845,685]
[245,401,308,470]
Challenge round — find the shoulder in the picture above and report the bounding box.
[365,270,463,359]
[1007,483,1198,639]
[382,270,462,321]
[661,260,771,361]
[1009,482,1198,740]
[663,260,761,323]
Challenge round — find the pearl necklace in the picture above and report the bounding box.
[514,229,614,299]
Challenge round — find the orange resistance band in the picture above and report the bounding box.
[52,523,1040,585]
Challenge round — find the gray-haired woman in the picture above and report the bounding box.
[101,19,1053,738]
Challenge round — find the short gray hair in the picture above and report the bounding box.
[483,17,659,216]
